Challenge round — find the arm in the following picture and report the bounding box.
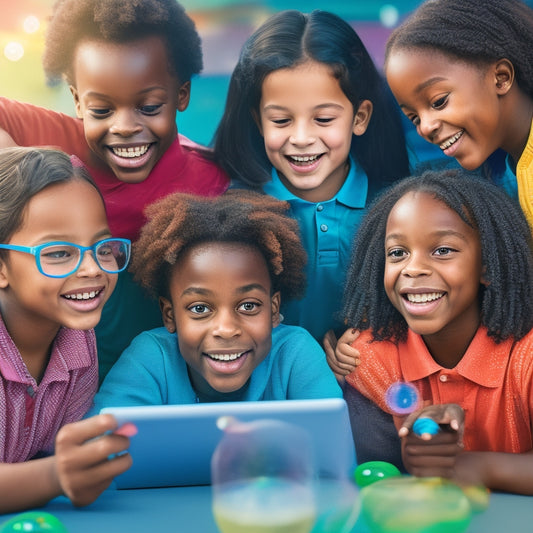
[0,127,17,147]
[399,404,533,494]
[323,328,361,381]
[0,415,131,513]
[0,97,87,157]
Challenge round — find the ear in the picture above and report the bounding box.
[493,59,514,96]
[69,85,83,119]
[177,81,191,112]
[159,296,177,333]
[352,99,373,136]
[252,109,264,137]
[0,259,8,289]
[270,291,281,328]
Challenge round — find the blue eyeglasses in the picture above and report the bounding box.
[0,238,131,278]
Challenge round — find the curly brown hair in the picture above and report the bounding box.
[131,190,307,300]
[42,0,202,85]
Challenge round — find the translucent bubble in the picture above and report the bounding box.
[379,5,400,28]
[385,382,420,415]
[212,418,316,533]
[211,417,360,533]
[4,42,24,62]
[360,477,473,533]
[23,15,40,34]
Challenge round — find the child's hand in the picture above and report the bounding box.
[399,404,464,479]
[323,328,361,380]
[54,414,134,507]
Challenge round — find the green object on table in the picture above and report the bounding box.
[360,476,472,533]
[354,461,402,487]
[0,511,68,532]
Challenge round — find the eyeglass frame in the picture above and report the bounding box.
[0,237,131,278]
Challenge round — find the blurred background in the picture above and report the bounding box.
[1,1,532,146]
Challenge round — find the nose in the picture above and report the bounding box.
[109,109,143,137]
[289,120,315,147]
[76,251,103,278]
[212,308,241,338]
[400,253,432,277]
[417,112,440,142]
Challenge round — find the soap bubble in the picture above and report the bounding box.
[385,382,420,415]
[211,417,360,533]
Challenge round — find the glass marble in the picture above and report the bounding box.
[0,512,68,533]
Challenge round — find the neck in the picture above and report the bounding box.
[0,300,59,383]
[420,312,481,369]
[500,88,533,164]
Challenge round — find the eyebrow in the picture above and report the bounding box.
[385,229,469,243]
[181,283,269,298]
[84,86,168,99]
[37,228,112,243]
[415,76,447,94]
[398,76,447,110]
[262,103,344,112]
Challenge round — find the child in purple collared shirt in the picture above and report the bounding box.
[0,147,131,512]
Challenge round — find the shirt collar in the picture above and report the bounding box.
[263,156,368,208]
[400,326,512,388]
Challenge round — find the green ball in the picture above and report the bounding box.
[0,512,68,532]
[354,461,402,487]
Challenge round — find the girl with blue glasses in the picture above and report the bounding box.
[0,147,132,512]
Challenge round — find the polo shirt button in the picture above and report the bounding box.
[320,224,328,232]
[439,374,448,382]
[317,204,324,211]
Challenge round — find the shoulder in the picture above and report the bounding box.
[509,329,533,368]
[127,327,177,352]
[271,323,322,352]
[353,329,399,358]
[177,135,229,189]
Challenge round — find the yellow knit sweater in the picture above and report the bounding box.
[516,118,533,231]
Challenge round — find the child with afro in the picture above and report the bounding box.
[90,190,341,410]
[0,0,229,380]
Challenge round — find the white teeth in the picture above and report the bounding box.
[112,145,150,158]
[207,352,244,361]
[290,154,320,163]
[406,292,444,303]
[440,130,463,150]
[64,290,100,301]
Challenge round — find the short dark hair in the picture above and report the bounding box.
[214,9,410,192]
[386,0,533,99]
[131,190,307,300]
[342,169,533,343]
[43,0,202,85]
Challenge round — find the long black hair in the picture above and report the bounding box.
[342,169,533,343]
[214,9,410,193]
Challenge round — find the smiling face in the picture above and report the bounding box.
[159,242,281,397]
[258,60,372,202]
[70,35,190,184]
[385,48,512,170]
[0,179,117,344]
[384,191,484,352]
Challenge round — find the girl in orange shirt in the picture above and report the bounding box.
[338,169,533,494]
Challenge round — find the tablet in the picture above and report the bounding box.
[101,398,356,489]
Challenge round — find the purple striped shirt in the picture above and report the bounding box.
[0,317,97,462]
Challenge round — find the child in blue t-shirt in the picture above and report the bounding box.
[90,190,341,412]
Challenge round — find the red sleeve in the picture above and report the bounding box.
[0,97,89,160]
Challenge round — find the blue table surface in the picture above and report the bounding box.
[0,485,531,533]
